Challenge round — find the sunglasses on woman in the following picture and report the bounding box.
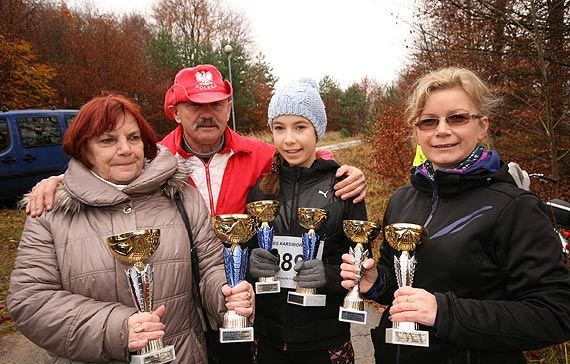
[415,113,482,131]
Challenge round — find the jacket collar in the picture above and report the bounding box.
[280,158,341,183]
[412,156,514,199]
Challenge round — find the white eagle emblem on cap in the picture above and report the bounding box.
[195,70,215,89]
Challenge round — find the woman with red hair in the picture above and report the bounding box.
[8,93,253,364]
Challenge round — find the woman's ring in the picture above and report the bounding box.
[134,323,144,333]
[246,292,251,299]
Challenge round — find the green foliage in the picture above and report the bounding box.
[149,27,183,74]
[339,85,367,135]
[320,75,343,131]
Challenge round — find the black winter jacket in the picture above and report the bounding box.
[369,159,570,364]
[247,158,367,351]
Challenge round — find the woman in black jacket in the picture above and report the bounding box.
[247,79,367,364]
[340,67,570,364]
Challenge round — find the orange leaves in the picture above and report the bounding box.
[0,34,56,109]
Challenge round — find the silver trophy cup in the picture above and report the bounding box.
[338,220,381,324]
[106,229,176,364]
[384,223,429,347]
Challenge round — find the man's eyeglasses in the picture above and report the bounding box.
[414,113,482,131]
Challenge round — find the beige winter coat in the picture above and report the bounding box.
[8,148,227,364]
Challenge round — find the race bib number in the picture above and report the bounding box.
[272,235,324,289]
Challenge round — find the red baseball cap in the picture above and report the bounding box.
[164,64,233,120]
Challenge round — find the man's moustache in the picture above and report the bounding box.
[195,119,219,128]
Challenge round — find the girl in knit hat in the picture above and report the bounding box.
[246,79,368,364]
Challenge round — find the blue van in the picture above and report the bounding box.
[0,109,78,203]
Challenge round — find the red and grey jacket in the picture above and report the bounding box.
[160,125,276,215]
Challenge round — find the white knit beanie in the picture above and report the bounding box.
[268,79,327,140]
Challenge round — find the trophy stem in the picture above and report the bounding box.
[296,286,316,295]
[343,286,364,311]
[392,321,418,331]
[141,338,165,355]
[223,310,249,328]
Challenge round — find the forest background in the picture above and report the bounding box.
[1,0,569,199]
[0,0,569,361]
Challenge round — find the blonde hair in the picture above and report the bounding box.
[405,67,501,147]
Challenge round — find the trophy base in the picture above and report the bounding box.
[338,306,367,324]
[385,327,429,347]
[287,291,326,306]
[255,280,280,294]
[220,327,254,343]
[130,345,176,364]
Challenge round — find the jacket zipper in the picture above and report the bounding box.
[202,160,216,216]
[423,177,439,229]
[285,167,302,345]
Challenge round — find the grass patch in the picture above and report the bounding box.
[0,208,26,335]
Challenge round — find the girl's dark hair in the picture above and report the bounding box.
[259,151,282,196]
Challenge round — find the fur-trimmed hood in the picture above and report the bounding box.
[22,146,189,215]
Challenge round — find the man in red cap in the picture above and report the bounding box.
[161,64,366,217]
[160,64,366,364]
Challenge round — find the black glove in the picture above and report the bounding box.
[249,248,279,279]
[293,259,326,288]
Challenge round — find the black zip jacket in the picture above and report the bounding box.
[369,161,570,364]
[247,158,367,351]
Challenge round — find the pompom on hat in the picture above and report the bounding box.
[164,64,233,120]
[268,78,327,140]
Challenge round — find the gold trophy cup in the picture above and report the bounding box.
[246,200,281,294]
[338,220,381,324]
[106,229,176,364]
[384,223,429,347]
[211,214,257,343]
[287,207,329,307]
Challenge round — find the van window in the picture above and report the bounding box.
[17,115,63,147]
[65,114,75,128]
[0,118,9,153]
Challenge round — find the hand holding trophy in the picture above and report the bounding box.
[287,207,329,307]
[338,220,381,324]
[384,223,429,347]
[106,229,176,364]
[211,214,256,343]
[246,200,281,294]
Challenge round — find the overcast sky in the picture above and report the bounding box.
[65,0,414,89]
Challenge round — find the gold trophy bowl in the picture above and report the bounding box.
[246,200,281,228]
[297,207,329,236]
[106,229,176,364]
[287,207,329,306]
[211,214,256,343]
[211,214,257,245]
[338,220,381,324]
[246,200,281,294]
[384,223,429,347]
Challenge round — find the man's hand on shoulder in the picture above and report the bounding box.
[26,174,64,217]
[334,165,367,203]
